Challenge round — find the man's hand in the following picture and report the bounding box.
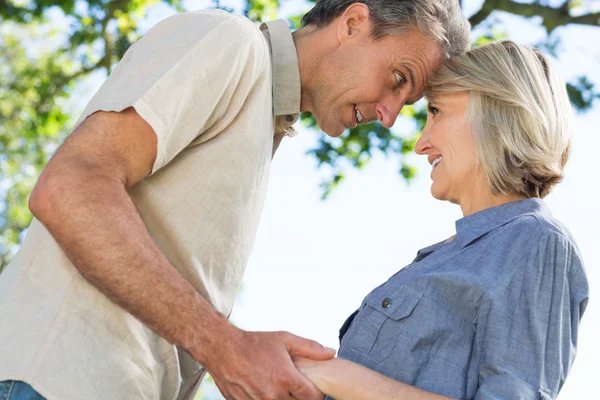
[206,328,334,400]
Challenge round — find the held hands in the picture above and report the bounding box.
[294,356,336,395]
[207,328,335,400]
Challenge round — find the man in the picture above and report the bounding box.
[0,1,470,399]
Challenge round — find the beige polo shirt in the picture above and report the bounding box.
[0,9,300,400]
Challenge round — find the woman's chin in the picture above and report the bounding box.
[430,184,446,201]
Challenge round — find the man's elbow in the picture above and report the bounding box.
[28,162,78,225]
[28,172,59,224]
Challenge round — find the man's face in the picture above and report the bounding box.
[308,22,444,137]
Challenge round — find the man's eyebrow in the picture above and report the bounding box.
[401,63,421,105]
[402,63,416,93]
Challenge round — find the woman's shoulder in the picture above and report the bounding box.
[488,205,588,298]
[500,202,579,253]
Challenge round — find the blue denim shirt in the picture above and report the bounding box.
[335,199,589,400]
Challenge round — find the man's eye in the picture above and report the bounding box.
[395,72,406,86]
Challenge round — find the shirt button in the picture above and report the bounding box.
[285,115,294,122]
[381,298,392,308]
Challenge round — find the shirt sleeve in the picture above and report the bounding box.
[73,10,269,173]
[473,232,589,400]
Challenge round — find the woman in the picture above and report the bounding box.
[296,40,589,399]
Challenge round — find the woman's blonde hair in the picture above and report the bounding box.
[426,40,573,198]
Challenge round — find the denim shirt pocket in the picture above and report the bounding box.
[342,288,425,364]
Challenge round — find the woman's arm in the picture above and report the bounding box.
[296,357,455,400]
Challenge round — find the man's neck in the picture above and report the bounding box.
[292,24,336,114]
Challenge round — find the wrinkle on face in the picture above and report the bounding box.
[306,25,443,136]
[420,92,488,207]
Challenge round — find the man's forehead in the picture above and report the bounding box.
[385,29,443,56]
[404,61,441,104]
[385,38,443,71]
[398,41,444,103]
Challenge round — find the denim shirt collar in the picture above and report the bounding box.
[454,198,549,248]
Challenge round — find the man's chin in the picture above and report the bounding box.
[311,113,346,137]
[320,123,346,137]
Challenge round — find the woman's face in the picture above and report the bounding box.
[415,91,489,206]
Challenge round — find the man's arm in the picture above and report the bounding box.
[29,108,334,400]
[296,357,455,400]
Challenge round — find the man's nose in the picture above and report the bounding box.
[375,96,406,128]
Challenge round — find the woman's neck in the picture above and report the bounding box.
[459,188,527,217]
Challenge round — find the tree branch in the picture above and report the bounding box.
[54,59,105,90]
[469,0,600,32]
[100,0,129,71]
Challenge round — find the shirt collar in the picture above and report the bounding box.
[414,239,448,262]
[454,198,550,248]
[260,19,301,134]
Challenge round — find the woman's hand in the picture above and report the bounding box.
[294,356,331,397]
[294,356,456,400]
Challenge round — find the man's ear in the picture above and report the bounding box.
[336,3,371,45]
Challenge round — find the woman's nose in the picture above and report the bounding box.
[415,128,431,155]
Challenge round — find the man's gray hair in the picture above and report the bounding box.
[301,0,471,59]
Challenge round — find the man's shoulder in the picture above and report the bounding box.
[158,9,263,41]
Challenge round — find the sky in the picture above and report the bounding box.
[7,0,598,398]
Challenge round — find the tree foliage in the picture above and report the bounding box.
[1,0,599,270]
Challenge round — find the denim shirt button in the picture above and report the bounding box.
[381,297,392,308]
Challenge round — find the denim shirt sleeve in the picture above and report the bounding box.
[473,232,589,400]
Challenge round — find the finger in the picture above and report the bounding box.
[223,386,253,400]
[214,379,252,400]
[213,380,233,400]
[284,334,336,360]
[287,368,325,400]
[292,356,314,370]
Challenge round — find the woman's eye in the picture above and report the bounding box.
[428,105,440,115]
[395,72,406,86]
